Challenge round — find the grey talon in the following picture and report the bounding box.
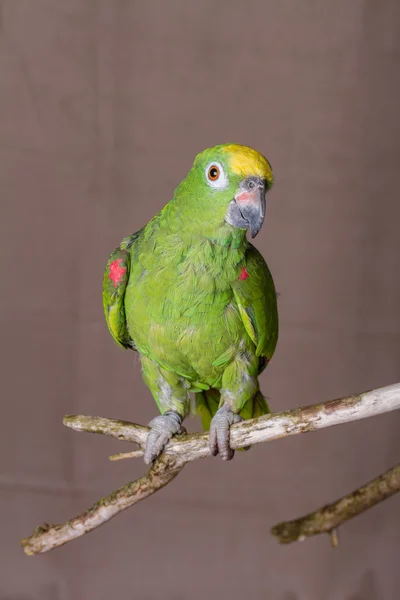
[144,411,183,464]
[209,405,243,460]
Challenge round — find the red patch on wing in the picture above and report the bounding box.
[239,267,249,280]
[109,259,127,287]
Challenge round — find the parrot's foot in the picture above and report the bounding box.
[209,405,243,461]
[144,411,185,464]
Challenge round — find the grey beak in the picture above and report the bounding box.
[238,188,266,238]
[225,177,267,238]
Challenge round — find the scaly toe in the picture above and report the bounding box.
[209,406,243,460]
[144,411,183,464]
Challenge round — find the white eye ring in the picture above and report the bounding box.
[205,162,228,189]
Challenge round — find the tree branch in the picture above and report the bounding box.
[21,456,183,555]
[21,383,400,555]
[271,463,400,545]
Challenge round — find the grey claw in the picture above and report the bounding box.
[144,411,183,464]
[209,405,243,460]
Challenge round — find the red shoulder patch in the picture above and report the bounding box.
[239,267,249,280]
[109,258,127,287]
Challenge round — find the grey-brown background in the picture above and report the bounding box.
[1,1,400,599]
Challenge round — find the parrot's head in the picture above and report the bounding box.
[174,144,274,241]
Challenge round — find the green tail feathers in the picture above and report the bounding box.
[196,388,270,431]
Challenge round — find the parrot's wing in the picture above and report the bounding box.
[231,243,278,362]
[103,247,132,349]
[103,231,141,350]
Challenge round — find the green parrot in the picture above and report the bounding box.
[103,144,278,464]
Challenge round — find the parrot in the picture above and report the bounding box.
[102,143,278,464]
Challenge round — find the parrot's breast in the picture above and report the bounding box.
[124,234,254,386]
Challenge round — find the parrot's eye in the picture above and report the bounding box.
[205,161,228,189]
[208,165,220,181]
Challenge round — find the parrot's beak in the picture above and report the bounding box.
[225,177,267,238]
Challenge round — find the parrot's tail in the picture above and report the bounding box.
[196,388,270,432]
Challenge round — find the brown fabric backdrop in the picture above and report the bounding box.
[1,1,400,598]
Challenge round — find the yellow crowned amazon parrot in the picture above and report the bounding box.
[103,144,278,464]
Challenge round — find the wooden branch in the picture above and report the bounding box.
[271,463,400,545]
[109,449,143,461]
[21,456,183,555]
[21,383,400,555]
[63,382,400,459]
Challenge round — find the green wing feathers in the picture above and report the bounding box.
[196,244,277,431]
[102,247,132,350]
[232,243,278,360]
